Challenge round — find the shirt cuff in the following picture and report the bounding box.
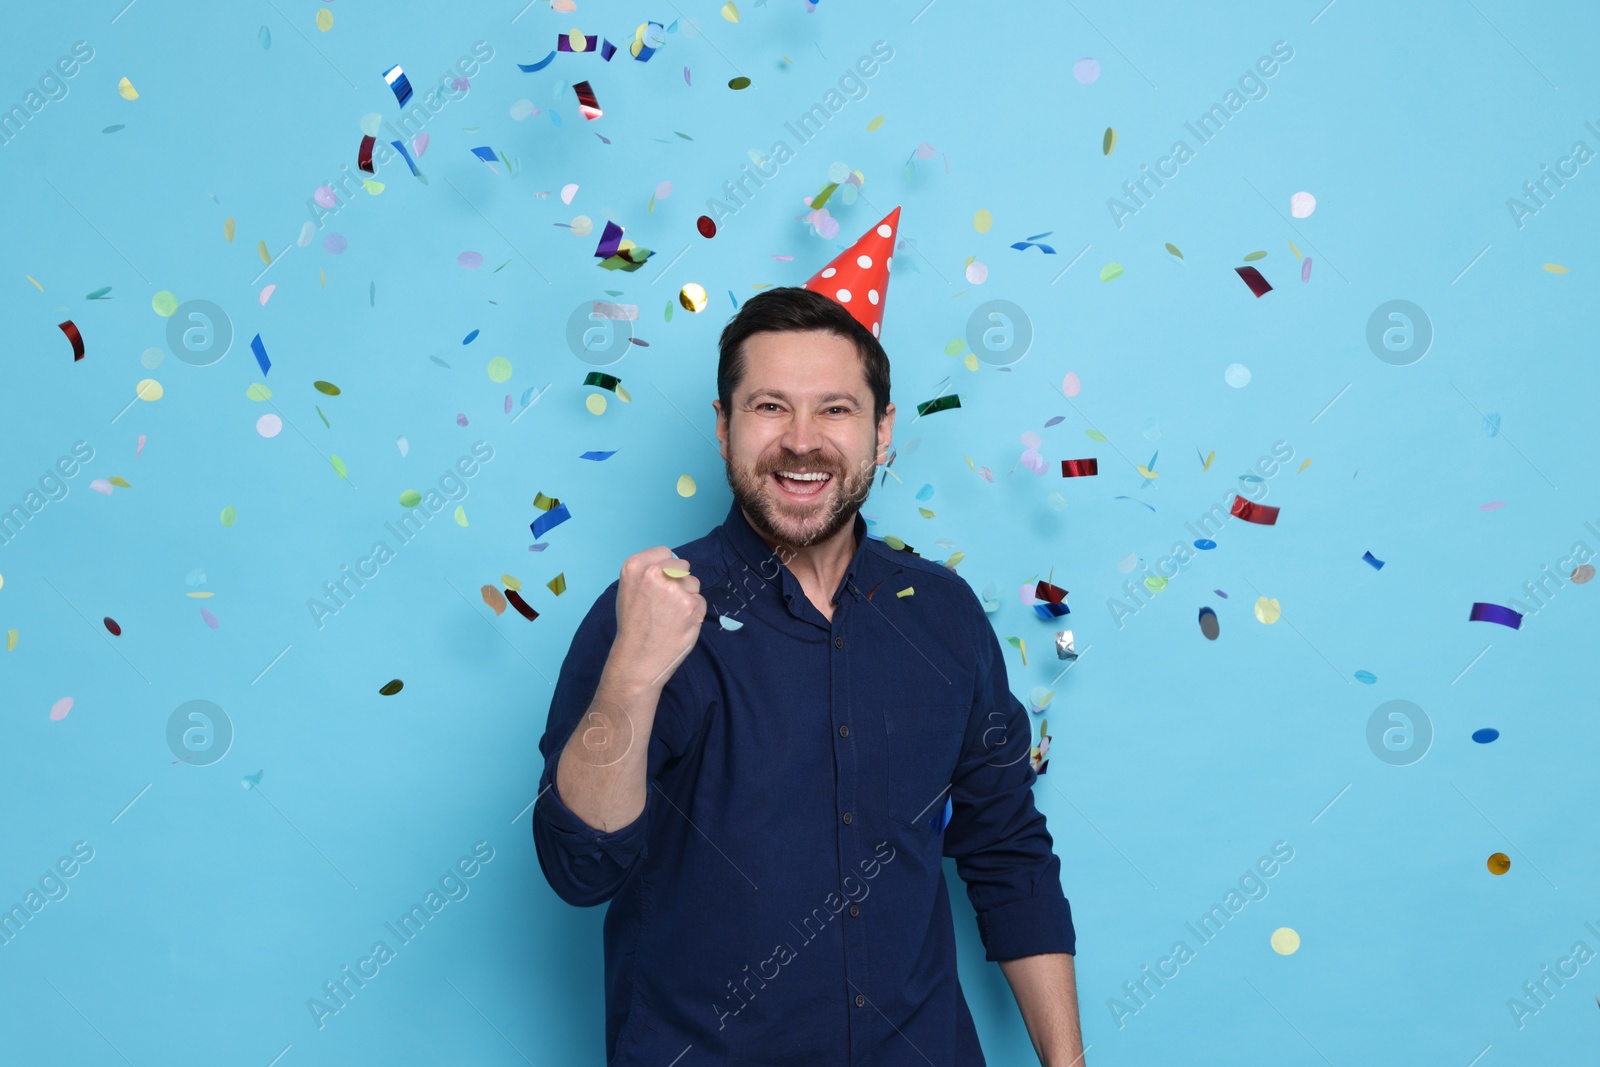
[536,773,651,868]
[977,894,1076,961]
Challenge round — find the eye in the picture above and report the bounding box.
[757,402,780,412]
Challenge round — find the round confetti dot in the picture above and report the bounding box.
[220,505,237,527]
[586,393,608,415]
[973,209,992,234]
[1144,575,1167,593]
[399,490,422,508]
[151,291,179,317]
[1572,563,1595,584]
[314,185,337,208]
[1471,728,1500,744]
[827,162,849,183]
[571,215,593,237]
[1062,371,1081,397]
[141,346,164,369]
[1073,57,1101,83]
[836,288,852,303]
[676,474,696,497]
[323,232,347,254]
[965,260,988,285]
[315,7,333,30]
[487,357,513,382]
[1290,191,1317,218]
[246,383,271,401]
[728,76,751,90]
[1270,927,1300,955]
[50,696,73,720]
[359,112,383,137]
[697,215,717,238]
[1254,596,1282,624]
[256,413,283,437]
[1487,852,1511,875]
[458,251,483,269]
[136,378,163,401]
[679,283,708,312]
[1098,262,1123,283]
[1225,363,1252,388]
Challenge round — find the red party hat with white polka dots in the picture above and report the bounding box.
[804,205,900,341]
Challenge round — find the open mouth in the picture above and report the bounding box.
[771,470,833,500]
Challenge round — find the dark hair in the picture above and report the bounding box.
[717,286,891,426]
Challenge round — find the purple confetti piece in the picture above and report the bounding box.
[1469,602,1522,629]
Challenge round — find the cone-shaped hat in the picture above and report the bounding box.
[803,205,900,340]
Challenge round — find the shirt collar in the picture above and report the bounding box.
[720,498,870,605]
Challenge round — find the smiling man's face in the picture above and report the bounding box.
[714,329,894,551]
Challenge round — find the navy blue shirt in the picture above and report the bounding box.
[533,499,1075,1066]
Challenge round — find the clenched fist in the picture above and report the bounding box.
[610,545,707,692]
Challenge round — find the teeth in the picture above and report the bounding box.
[777,471,831,481]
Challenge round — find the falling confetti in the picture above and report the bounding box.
[1487,852,1511,875]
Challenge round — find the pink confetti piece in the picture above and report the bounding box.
[89,478,113,495]
[458,251,483,269]
[1480,501,1506,511]
[200,607,219,629]
[1062,371,1081,397]
[259,284,276,306]
[771,254,794,261]
[136,434,146,458]
[314,186,337,209]
[412,132,429,157]
[50,696,73,720]
[457,413,469,426]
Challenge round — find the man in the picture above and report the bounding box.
[533,208,1084,1065]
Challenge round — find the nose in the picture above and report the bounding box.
[778,409,828,460]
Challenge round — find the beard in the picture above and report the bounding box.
[725,445,875,551]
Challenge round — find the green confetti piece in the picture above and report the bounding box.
[1085,429,1108,442]
[245,383,271,401]
[1165,243,1183,260]
[399,490,421,507]
[1099,262,1123,282]
[315,405,330,429]
[220,505,237,527]
[915,394,961,417]
[943,338,966,357]
[330,454,348,479]
[1243,250,1267,262]
[583,371,621,391]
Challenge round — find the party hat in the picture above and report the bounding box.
[803,205,900,340]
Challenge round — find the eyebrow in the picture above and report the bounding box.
[746,390,861,406]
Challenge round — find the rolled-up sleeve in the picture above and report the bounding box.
[532,581,707,907]
[943,586,1076,961]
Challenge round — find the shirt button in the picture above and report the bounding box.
[842,811,853,825]
[838,724,850,737]
[834,636,844,649]
[855,993,865,1007]
[849,903,860,917]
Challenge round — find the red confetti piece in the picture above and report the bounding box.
[1230,495,1280,525]
[1060,458,1098,478]
[358,135,376,173]
[697,215,717,238]
[1034,580,1068,605]
[573,80,601,120]
[59,320,85,361]
[505,588,539,621]
[103,617,121,636]
[1234,266,1272,297]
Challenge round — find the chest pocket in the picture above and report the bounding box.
[881,702,969,830]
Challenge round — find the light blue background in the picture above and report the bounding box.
[2,1,1597,1064]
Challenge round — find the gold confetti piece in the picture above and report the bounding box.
[917,507,935,519]
[1102,127,1115,155]
[1005,636,1028,667]
[1165,242,1183,260]
[319,268,326,287]
[1271,927,1300,955]
[136,378,163,401]
[1287,239,1302,260]
[1487,852,1511,875]
[720,1,739,21]
[679,282,708,312]
[26,275,43,292]
[0,573,4,591]
[184,591,214,599]
[453,505,468,527]
[896,586,914,598]
[117,77,138,100]
[1254,596,1282,624]
[963,353,978,371]
[616,383,632,403]
[1202,450,1215,471]
[662,566,690,578]
[973,208,992,234]
[502,573,521,592]
[481,585,507,614]
[5,629,15,651]
[585,393,607,415]
[1297,458,1312,473]
[313,380,341,395]
[330,454,348,479]
[109,476,131,488]
[1243,250,1267,261]
[315,7,333,30]
[246,383,271,401]
[379,679,404,696]
[944,551,965,569]
[1135,464,1158,479]
[257,240,270,264]
[677,474,696,497]
[220,505,237,526]
[1543,263,1569,274]
[866,114,885,132]
[547,573,567,596]
[224,217,235,243]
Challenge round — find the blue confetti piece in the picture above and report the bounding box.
[579,450,617,461]
[548,108,562,128]
[382,64,413,107]
[429,354,451,368]
[389,139,422,178]
[1471,728,1499,744]
[250,333,270,375]
[471,145,497,162]
[531,502,571,539]
[915,483,934,501]
[1353,670,1377,684]
[1362,551,1385,570]
[929,795,953,833]
[729,290,739,309]
[518,50,557,72]
[1032,601,1070,621]
[1114,495,1155,513]
[463,329,479,345]
[1194,538,1216,550]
